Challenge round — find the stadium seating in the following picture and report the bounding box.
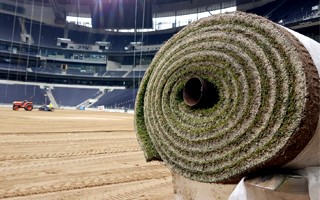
[125,71,146,78]
[0,84,46,105]
[0,13,21,42]
[66,68,82,75]
[103,70,128,77]
[31,66,62,74]
[248,0,319,24]
[66,69,94,76]
[93,89,138,109]
[96,69,107,76]
[68,30,104,45]
[24,20,64,47]
[143,32,173,45]
[51,87,99,107]
[38,24,64,47]
[0,63,27,72]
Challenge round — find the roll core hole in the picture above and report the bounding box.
[183,77,219,108]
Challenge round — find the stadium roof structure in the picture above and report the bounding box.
[4,0,276,29]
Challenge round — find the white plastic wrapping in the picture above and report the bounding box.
[228,178,247,200]
[229,27,320,200]
[228,167,320,200]
[284,27,320,169]
[306,167,320,200]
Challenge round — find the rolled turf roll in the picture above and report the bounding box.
[134,11,320,184]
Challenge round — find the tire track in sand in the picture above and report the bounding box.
[0,165,170,199]
[0,151,144,174]
[0,147,141,161]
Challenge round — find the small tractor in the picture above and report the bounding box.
[12,100,34,111]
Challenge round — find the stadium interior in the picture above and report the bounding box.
[0,0,319,111]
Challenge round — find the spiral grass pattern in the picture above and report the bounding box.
[135,12,320,184]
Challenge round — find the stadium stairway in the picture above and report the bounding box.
[76,89,105,109]
[46,88,59,108]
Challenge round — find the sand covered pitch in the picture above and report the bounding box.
[0,107,173,200]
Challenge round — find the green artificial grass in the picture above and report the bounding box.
[134,12,320,184]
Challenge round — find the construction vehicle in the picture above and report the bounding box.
[12,100,34,111]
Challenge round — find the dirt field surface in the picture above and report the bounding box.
[0,107,173,200]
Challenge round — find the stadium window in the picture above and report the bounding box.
[66,5,235,31]
[66,16,92,28]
